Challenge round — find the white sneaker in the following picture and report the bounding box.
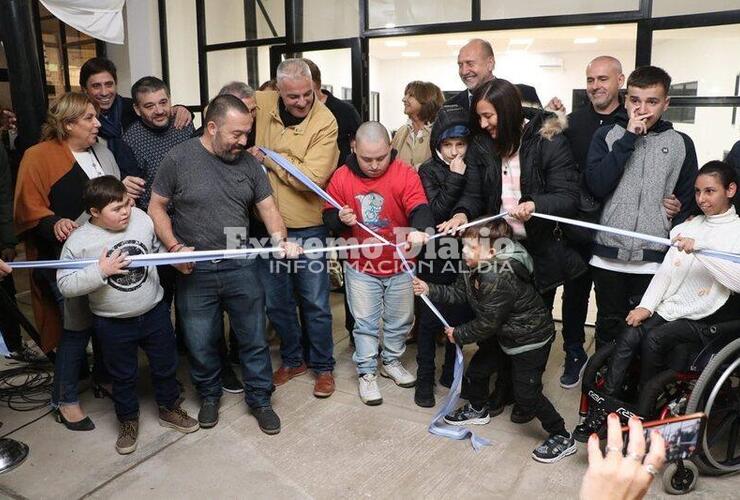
[380,360,416,388]
[358,373,383,406]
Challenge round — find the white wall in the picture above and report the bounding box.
[106,0,162,98]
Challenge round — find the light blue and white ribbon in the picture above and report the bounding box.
[9,149,740,452]
[531,212,740,263]
[7,243,387,270]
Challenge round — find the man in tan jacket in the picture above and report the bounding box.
[250,58,339,398]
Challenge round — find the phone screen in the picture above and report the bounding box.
[623,413,705,462]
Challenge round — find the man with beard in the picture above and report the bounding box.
[79,57,192,181]
[122,76,205,386]
[148,95,300,434]
[122,77,195,211]
[249,59,339,399]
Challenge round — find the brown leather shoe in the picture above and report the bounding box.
[273,362,308,386]
[313,372,335,398]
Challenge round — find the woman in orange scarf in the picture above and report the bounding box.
[15,92,119,430]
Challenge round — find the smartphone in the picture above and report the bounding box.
[622,413,705,462]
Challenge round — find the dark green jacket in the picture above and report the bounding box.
[0,145,17,249]
[428,243,554,351]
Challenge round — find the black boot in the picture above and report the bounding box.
[414,380,435,408]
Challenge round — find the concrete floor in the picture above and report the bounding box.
[1,291,738,499]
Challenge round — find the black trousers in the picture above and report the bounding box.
[591,266,653,349]
[605,293,740,395]
[467,340,565,435]
[539,256,592,359]
[415,296,472,383]
[0,274,23,352]
[641,294,740,384]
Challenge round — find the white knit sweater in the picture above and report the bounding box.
[639,206,740,321]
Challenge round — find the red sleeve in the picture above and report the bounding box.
[402,166,429,216]
[324,168,345,211]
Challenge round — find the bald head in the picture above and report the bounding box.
[588,56,623,75]
[465,39,494,59]
[586,55,625,113]
[457,39,495,90]
[354,122,392,178]
[355,121,390,147]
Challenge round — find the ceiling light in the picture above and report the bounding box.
[384,40,408,47]
[446,39,468,47]
[509,38,534,45]
[574,37,598,44]
[384,23,396,28]
[401,51,421,58]
[594,25,605,30]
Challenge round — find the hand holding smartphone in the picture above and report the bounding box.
[623,413,705,462]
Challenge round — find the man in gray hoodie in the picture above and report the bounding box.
[585,66,697,349]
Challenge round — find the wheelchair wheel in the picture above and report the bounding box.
[662,461,699,495]
[637,369,683,419]
[686,337,740,476]
[581,343,615,391]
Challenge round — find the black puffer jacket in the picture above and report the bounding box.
[454,109,586,292]
[417,105,473,284]
[427,246,554,350]
[419,105,471,225]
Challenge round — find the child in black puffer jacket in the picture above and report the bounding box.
[413,219,576,464]
[414,104,474,408]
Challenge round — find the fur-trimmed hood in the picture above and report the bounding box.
[522,106,568,141]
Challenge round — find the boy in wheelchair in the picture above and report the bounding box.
[575,161,740,441]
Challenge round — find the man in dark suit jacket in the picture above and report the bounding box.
[445,39,542,111]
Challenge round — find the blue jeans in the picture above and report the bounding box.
[344,265,413,375]
[176,258,273,408]
[52,328,98,407]
[258,225,334,373]
[94,301,179,421]
[46,276,109,407]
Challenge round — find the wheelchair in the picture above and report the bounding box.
[573,319,740,495]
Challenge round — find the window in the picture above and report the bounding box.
[664,82,697,124]
[652,0,740,17]
[480,0,640,20]
[368,0,470,29]
[652,24,740,165]
[36,4,101,99]
[302,0,359,41]
[369,24,637,131]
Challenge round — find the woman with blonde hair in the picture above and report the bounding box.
[15,92,119,430]
[391,81,445,169]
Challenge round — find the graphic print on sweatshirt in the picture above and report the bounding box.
[108,239,149,292]
[355,192,389,230]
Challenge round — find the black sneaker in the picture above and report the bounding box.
[488,391,515,417]
[573,413,608,443]
[414,382,435,408]
[532,432,577,463]
[198,400,219,428]
[253,406,281,435]
[443,402,490,426]
[560,351,588,389]
[439,371,453,389]
[222,366,244,394]
[510,403,535,424]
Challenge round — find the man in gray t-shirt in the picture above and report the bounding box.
[148,95,299,435]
